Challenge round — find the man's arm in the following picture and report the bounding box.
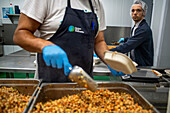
[110,28,148,53]
[13,13,55,53]
[94,31,108,63]
[13,13,72,75]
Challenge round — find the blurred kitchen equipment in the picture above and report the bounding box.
[104,51,137,74]
[9,2,14,14]
[69,66,98,92]
[131,70,160,79]
[93,52,100,66]
[14,5,20,14]
[0,36,3,56]
[139,68,162,77]
[93,57,100,65]
[165,69,170,77]
[104,26,131,45]
[167,88,170,113]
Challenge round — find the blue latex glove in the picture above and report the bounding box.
[107,65,125,76]
[93,53,98,58]
[118,38,125,43]
[43,45,72,76]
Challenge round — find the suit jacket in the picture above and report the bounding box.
[110,19,154,66]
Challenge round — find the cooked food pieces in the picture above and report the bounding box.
[111,41,120,45]
[32,89,152,113]
[0,86,31,113]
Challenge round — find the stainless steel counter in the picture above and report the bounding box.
[0,55,35,73]
[93,62,111,75]
[0,50,36,78]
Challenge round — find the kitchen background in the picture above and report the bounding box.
[0,0,170,68]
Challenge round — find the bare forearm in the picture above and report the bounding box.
[95,41,108,63]
[13,13,55,53]
[94,31,109,64]
[13,30,54,53]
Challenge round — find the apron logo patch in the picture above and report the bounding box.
[68,25,84,34]
[68,25,75,32]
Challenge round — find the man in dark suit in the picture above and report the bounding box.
[110,0,154,66]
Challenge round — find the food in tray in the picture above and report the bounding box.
[111,41,120,45]
[32,89,152,113]
[0,86,31,113]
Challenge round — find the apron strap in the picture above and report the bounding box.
[89,0,95,13]
[67,0,71,8]
[67,0,95,13]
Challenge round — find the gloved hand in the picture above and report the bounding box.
[118,38,125,43]
[107,65,125,76]
[43,45,72,76]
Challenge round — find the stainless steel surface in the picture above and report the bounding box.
[93,62,121,81]
[93,62,111,76]
[0,79,41,113]
[125,82,169,113]
[167,88,170,113]
[28,82,159,113]
[0,78,40,84]
[8,49,35,57]
[0,50,36,73]
[104,26,131,45]
[137,66,170,70]
[0,36,3,56]
[2,24,17,45]
[7,14,20,24]
[69,66,98,92]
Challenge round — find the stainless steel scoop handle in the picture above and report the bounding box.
[68,66,98,92]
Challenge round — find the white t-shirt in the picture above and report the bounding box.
[21,0,106,40]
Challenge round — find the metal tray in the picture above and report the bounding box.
[131,70,160,79]
[0,79,41,113]
[28,82,159,113]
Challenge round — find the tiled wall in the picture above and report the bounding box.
[101,0,133,27]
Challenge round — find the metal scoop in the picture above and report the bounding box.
[104,51,137,74]
[69,66,98,92]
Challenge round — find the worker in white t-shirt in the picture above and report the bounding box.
[13,0,124,82]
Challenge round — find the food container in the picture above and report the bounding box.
[0,79,41,113]
[104,51,137,74]
[28,82,159,113]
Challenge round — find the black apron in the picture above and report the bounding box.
[37,0,99,82]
